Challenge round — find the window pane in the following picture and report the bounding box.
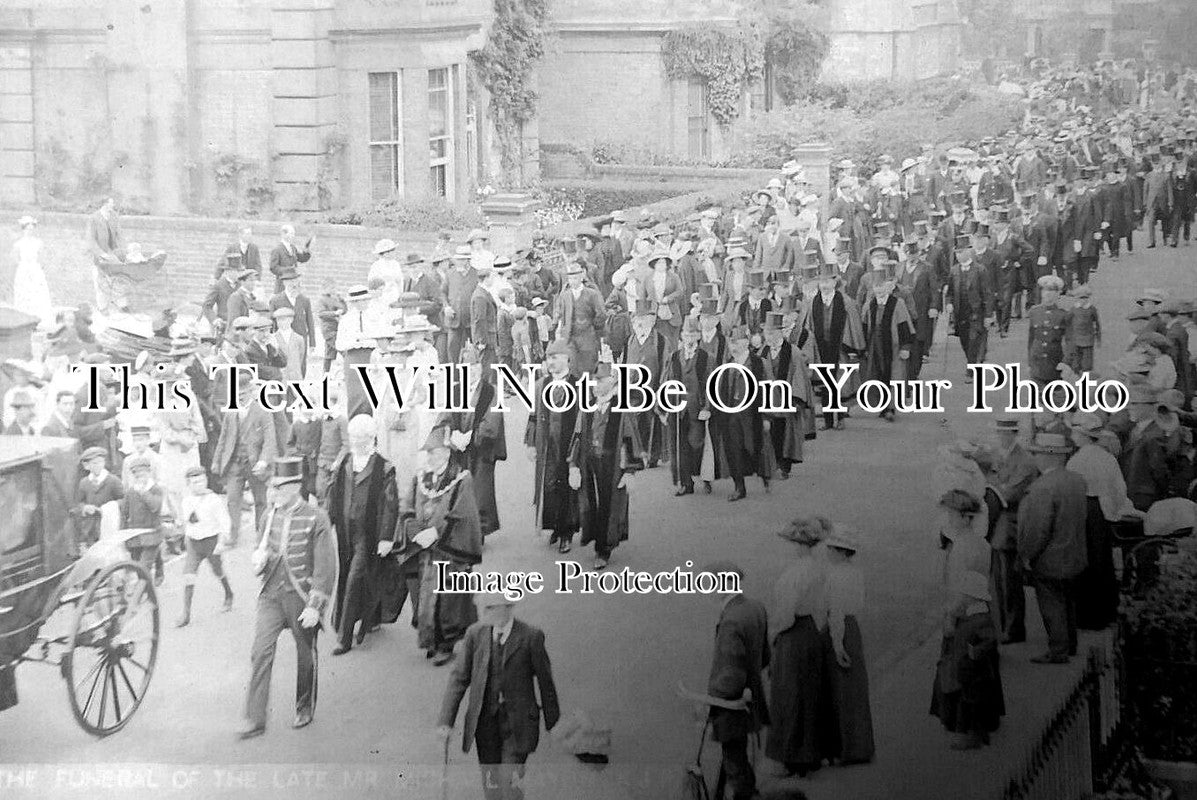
[368,72,397,142]
[429,91,447,139]
[430,137,447,160]
[431,164,447,197]
[429,67,447,90]
[370,144,398,201]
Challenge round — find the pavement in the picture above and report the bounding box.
[0,237,1191,800]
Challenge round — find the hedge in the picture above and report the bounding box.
[538,180,714,219]
[319,194,485,231]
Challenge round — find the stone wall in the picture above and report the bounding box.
[0,212,441,313]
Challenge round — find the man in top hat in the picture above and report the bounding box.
[1097,164,1135,261]
[211,378,279,548]
[663,315,716,496]
[591,216,624,299]
[327,413,399,655]
[1017,433,1087,664]
[1027,275,1069,385]
[760,310,815,474]
[896,241,939,379]
[948,245,994,373]
[525,340,581,553]
[438,591,561,800]
[797,262,865,429]
[569,361,646,569]
[3,390,38,436]
[990,207,1032,335]
[553,260,606,376]
[220,226,262,279]
[270,269,315,360]
[1069,167,1108,289]
[625,296,671,468]
[976,417,1039,644]
[203,254,246,323]
[831,237,864,300]
[1143,154,1174,248]
[239,456,335,738]
[861,273,914,421]
[713,326,770,502]
[268,223,312,293]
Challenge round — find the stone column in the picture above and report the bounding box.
[792,142,833,222]
[0,30,35,205]
[270,0,337,213]
[480,193,543,255]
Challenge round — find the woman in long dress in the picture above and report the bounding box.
[767,515,832,776]
[930,491,1005,750]
[11,216,54,327]
[823,526,875,765]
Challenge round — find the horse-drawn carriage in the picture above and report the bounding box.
[0,437,159,735]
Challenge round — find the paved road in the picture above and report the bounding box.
[0,239,1190,799]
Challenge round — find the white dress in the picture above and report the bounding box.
[12,236,54,326]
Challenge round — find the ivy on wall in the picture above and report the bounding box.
[663,25,765,127]
[469,0,552,187]
[663,1,830,123]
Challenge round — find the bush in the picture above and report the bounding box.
[1123,547,1197,762]
[728,82,1022,175]
[319,194,484,231]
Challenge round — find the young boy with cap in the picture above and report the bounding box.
[74,447,124,549]
[1064,285,1101,374]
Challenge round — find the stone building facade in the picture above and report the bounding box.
[535,0,961,161]
[0,0,486,214]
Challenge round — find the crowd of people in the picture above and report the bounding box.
[4,54,1197,800]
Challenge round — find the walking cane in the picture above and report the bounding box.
[440,734,450,800]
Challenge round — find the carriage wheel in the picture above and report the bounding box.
[62,561,159,736]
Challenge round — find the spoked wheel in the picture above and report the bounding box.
[61,561,159,736]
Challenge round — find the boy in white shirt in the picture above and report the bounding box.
[176,466,234,627]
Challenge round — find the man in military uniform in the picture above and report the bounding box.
[1027,275,1068,385]
[238,457,336,739]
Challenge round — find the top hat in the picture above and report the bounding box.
[992,207,1011,224]
[764,311,786,331]
[272,457,304,485]
[991,416,1020,433]
[959,219,978,236]
[954,234,972,250]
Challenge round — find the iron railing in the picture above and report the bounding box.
[1000,640,1128,800]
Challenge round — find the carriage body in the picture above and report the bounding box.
[0,438,159,734]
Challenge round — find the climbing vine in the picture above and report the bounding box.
[663,25,765,127]
[469,0,552,187]
[663,3,830,121]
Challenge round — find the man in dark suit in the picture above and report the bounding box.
[1017,433,1088,664]
[470,265,499,372]
[211,381,280,546]
[3,390,38,436]
[226,269,258,324]
[269,269,315,370]
[326,414,398,655]
[896,242,939,378]
[216,227,262,279]
[203,255,245,323]
[39,390,78,439]
[443,246,479,362]
[948,247,994,372]
[438,594,560,800]
[705,562,769,800]
[268,223,312,292]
